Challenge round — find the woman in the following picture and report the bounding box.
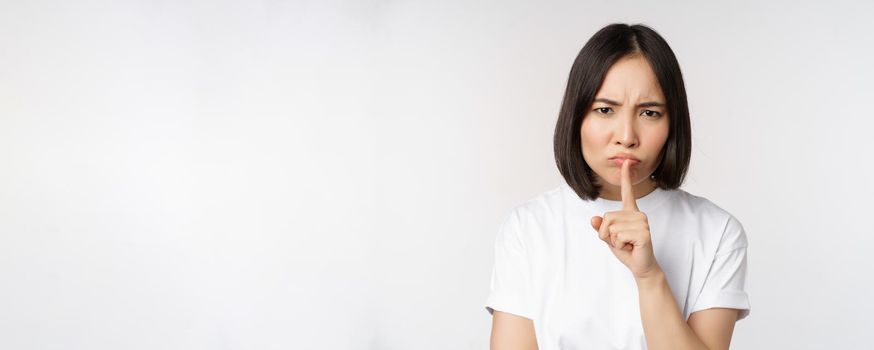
[484,23,751,350]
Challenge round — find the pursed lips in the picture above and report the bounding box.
[608,155,640,166]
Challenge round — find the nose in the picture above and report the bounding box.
[614,113,638,148]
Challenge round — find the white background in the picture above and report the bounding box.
[1,0,873,349]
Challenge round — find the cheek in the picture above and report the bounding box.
[645,124,670,164]
[646,129,669,148]
[580,118,610,146]
[579,118,609,163]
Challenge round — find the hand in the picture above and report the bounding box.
[590,159,662,280]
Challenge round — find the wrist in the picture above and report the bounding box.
[634,265,665,288]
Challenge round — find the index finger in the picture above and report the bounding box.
[621,159,639,211]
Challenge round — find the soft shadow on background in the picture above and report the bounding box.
[1,1,872,349]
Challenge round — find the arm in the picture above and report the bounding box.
[636,268,739,350]
[490,310,538,350]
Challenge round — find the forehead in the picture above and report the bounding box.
[596,55,665,100]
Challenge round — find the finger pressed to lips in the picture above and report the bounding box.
[621,159,639,211]
[593,159,644,249]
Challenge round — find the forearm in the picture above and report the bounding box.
[635,267,709,350]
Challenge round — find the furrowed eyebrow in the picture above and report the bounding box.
[593,98,665,108]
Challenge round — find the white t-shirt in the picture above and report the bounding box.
[484,182,751,350]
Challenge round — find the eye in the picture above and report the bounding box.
[594,107,613,114]
[641,110,662,118]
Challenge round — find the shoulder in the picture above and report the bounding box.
[669,189,741,225]
[496,184,567,242]
[507,184,567,223]
[670,189,749,251]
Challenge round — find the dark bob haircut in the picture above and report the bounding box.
[553,23,692,201]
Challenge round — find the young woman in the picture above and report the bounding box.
[484,23,751,350]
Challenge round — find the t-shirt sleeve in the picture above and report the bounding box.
[690,215,752,321]
[484,209,535,320]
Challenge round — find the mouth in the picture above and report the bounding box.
[608,158,641,167]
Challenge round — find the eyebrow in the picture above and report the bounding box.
[593,98,665,108]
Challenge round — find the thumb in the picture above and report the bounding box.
[590,216,602,232]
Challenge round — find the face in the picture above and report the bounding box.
[580,55,670,199]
